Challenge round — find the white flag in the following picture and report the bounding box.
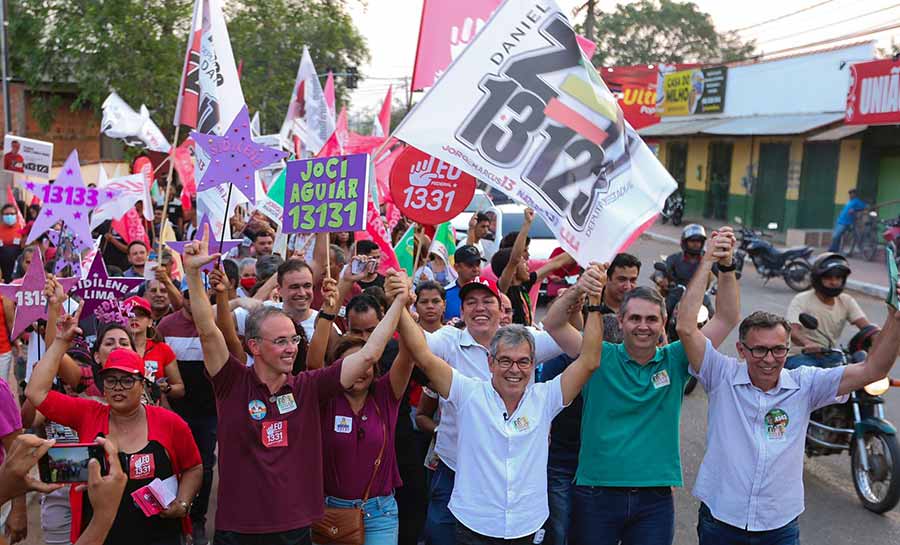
[90,167,153,230]
[279,46,335,155]
[101,92,171,153]
[394,1,676,265]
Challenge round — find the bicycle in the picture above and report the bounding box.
[841,209,881,261]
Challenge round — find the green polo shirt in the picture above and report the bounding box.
[576,341,690,487]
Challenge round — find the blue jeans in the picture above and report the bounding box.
[785,351,843,370]
[829,223,851,252]
[325,495,399,545]
[545,459,576,545]
[425,461,457,545]
[697,503,799,545]
[569,486,674,545]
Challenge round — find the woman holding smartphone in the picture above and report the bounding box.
[25,308,203,545]
[124,296,185,404]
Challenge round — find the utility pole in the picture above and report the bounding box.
[0,0,11,134]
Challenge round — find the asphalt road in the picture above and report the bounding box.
[18,234,900,545]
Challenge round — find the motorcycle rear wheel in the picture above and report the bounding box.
[672,211,683,226]
[783,260,812,292]
[852,431,900,513]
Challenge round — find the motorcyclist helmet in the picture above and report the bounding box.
[811,252,851,297]
[680,224,707,255]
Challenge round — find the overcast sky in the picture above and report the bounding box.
[344,0,900,120]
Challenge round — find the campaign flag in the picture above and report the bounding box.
[324,72,337,119]
[4,186,24,230]
[317,107,350,158]
[101,92,171,153]
[281,47,335,155]
[393,224,416,276]
[355,198,401,274]
[371,86,393,137]
[431,221,457,260]
[282,153,369,234]
[395,1,676,265]
[90,167,153,230]
[172,139,197,212]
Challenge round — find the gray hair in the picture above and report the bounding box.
[239,257,257,272]
[245,306,292,341]
[619,286,666,321]
[489,324,535,361]
[330,244,348,267]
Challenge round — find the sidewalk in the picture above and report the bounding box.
[644,219,890,299]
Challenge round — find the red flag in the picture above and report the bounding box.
[316,107,350,158]
[173,138,197,212]
[5,186,25,230]
[374,85,392,136]
[173,0,202,128]
[324,72,336,117]
[356,198,401,274]
[375,144,404,204]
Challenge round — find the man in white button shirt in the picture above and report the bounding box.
[678,248,900,544]
[421,278,573,545]
[399,265,608,545]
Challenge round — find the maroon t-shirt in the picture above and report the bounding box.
[209,354,344,534]
[321,373,403,500]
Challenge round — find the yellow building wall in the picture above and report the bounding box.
[835,139,862,204]
[685,138,709,191]
[729,139,752,196]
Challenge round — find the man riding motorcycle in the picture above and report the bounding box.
[666,224,707,287]
[785,252,875,369]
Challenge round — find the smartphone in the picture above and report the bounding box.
[38,443,108,484]
[887,245,899,310]
[351,256,367,275]
[365,259,378,274]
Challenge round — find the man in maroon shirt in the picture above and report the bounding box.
[183,226,390,545]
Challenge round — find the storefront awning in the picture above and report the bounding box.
[807,124,868,141]
[638,112,845,137]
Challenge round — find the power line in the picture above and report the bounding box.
[732,0,837,32]
[753,3,900,45]
[752,18,900,59]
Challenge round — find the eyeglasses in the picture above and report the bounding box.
[256,335,303,348]
[103,375,138,390]
[493,357,534,370]
[741,343,789,359]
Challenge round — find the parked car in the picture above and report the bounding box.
[450,189,494,242]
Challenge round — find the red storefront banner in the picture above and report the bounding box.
[846,58,900,126]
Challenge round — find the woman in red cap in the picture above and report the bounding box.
[125,295,185,404]
[25,309,203,545]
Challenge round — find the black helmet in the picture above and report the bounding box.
[811,252,851,297]
[681,224,706,255]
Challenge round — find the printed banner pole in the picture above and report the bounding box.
[156,125,182,260]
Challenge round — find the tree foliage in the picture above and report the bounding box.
[578,0,755,67]
[7,0,368,138]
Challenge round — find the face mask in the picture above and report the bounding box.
[240,277,257,291]
[2,215,16,226]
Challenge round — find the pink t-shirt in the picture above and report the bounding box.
[0,379,22,465]
[321,371,402,500]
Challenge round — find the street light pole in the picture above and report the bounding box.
[0,0,11,134]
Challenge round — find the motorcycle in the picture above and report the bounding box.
[883,215,900,268]
[798,313,900,513]
[660,191,684,226]
[734,221,813,292]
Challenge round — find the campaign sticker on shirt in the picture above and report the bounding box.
[129,453,156,480]
[262,420,288,448]
[275,393,297,415]
[248,399,267,421]
[765,408,789,442]
[334,416,353,434]
[145,360,159,378]
[514,416,530,432]
[651,370,671,389]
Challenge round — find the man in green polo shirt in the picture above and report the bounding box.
[548,228,740,545]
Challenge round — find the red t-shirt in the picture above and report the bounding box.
[142,339,176,381]
[36,390,202,543]
[321,372,402,500]
[209,354,344,533]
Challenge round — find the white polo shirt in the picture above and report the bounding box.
[425,325,563,470]
[691,339,847,531]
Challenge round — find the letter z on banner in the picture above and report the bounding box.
[394,0,676,266]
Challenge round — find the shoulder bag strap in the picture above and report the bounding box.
[361,398,387,503]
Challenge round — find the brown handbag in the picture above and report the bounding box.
[312,401,387,545]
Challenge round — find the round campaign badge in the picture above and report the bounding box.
[248,399,267,421]
[389,146,476,225]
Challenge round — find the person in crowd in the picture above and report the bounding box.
[665,224,707,287]
[421,278,571,545]
[0,434,129,545]
[123,241,149,278]
[12,245,36,280]
[442,245,485,321]
[426,249,454,287]
[397,265,606,545]
[679,244,900,544]
[124,296,185,403]
[415,281,446,332]
[829,188,868,252]
[251,229,275,258]
[0,360,25,544]
[465,212,492,257]
[145,272,182,324]
[494,208,574,326]
[544,229,740,545]
[182,224,403,545]
[597,253,641,314]
[26,305,202,545]
[330,231,354,256]
[237,257,257,297]
[0,203,23,283]
[320,273,414,545]
[356,240,386,291]
[786,253,873,369]
[156,285,217,544]
[98,222,130,272]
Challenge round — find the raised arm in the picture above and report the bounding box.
[700,227,740,348]
[397,308,453,398]
[385,275,416,400]
[310,232,329,284]
[154,267,183,311]
[542,266,606,357]
[209,266,246,364]
[339,270,409,388]
[560,270,605,404]
[535,250,575,284]
[498,208,533,293]
[838,286,900,396]
[42,275,85,390]
[182,224,229,376]
[25,309,82,407]
[307,277,340,370]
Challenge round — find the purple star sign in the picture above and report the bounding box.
[191,105,288,204]
[166,215,241,272]
[71,252,144,317]
[0,251,79,341]
[25,150,120,247]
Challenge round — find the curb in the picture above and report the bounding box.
[640,231,889,300]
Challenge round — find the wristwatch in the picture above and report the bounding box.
[584,305,605,314]
[717,261,737,273]
[177,500,191,515]
[317,311,336,321]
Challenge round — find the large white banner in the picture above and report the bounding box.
[394,0,676,265]
[280,46,335,156]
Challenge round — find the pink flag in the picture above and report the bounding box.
[372,86,393,137]
[324,72,336,120]
[356,198,400,274]
[5,186,24,230]
[112,209,150,246]
[316,106,350,157]
[173,138,197,212]
[374,144,404,204]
